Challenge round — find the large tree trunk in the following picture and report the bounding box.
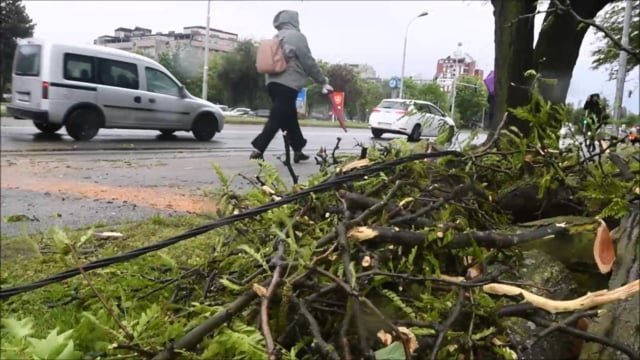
[490,0,537,137]
[534,0,612,106]
[580,210,640,359]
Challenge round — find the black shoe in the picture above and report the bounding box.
[250,150,264,160]
[293,152,309,163]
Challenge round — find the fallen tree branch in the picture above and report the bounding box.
[483,279,639,314]
[431,289,465,360]
[260,265,284,360]
[292,296,341,360]
[153,279,269,360]
[347,224,569,249]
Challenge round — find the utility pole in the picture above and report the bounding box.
[613,0,632,120]
[202,0,211,100]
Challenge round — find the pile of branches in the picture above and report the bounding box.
[150,116,638,359]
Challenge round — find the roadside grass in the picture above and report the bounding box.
[0,214,219,341]
[225,115,369,129]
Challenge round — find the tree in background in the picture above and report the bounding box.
[157,46,203,97]
[591,1,639,80]
[453,74,488,128]
[356,80,385,121]
[403,78,450,112]
[0,0,35,94]
[215,40,265,109]
[325,63,363,120]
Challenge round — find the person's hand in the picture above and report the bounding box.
[322,83,334,94]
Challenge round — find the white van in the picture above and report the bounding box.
[7,38,224,141]
[368,99,455,142]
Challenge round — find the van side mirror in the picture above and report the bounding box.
[179,85,188,98]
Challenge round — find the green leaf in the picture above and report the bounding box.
[1,317,34,339]
[51,227,71,255]
[27,328,74,359]
[55,339,81,360]
[472,326,496,341]
[374,341,406,360]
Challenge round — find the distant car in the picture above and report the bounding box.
[600,124,619,140]
[227,107,253,117]
[368,99,456,142]
[255,109,270,118]
[8,38,224,141]
[216,105,230,112]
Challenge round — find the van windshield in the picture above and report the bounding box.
[377,100,409,110]
[14,45,41,76]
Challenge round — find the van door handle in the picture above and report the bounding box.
[149,98,156,104]
[134,96,141,103]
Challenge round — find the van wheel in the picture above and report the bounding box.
[65,108,101,141]
[371,129,384,139]
[191,114,217,141]
[33,121,63,134]
[408,125,421,142]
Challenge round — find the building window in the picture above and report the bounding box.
[64,53,95,83]
[97,58,139,89]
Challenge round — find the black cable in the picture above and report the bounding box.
[0,150,462,300]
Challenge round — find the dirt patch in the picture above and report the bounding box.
[1,163,217,214]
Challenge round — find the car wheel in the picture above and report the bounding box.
[192,114,217,141]
[408,125,421,142]
[65,108,101,141]
[33,120,63,134]
[371,129,384,139]
[160,130,175,136]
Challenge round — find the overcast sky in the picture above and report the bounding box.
[24,0,638,113]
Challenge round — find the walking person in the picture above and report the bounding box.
[251,10,333,162]
[582,93,606,152]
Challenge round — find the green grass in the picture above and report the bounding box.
[225,115,369,129]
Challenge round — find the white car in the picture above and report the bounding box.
[225,107,253,117]
[8,38,224,141]
[368,99,455,142]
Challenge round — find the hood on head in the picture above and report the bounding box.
[273,10,300,31]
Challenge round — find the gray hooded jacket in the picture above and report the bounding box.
[267,10,327,91]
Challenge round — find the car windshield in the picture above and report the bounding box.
[377,100,409,110]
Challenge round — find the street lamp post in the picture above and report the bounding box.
[399,11,428,99]
[202,0,211,100]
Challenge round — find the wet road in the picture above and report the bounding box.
[1,117,484,236]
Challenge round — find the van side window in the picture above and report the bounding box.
[97,58,139,90]
[64,53,94,83]
[145,68,180,97]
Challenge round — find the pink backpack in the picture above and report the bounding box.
[256,37,287,74]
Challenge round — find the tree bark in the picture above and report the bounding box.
[490,0,537,137]
[580,209,640,359]
[534,0,612,106]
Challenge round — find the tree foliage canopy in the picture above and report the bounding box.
[0,0,35,92]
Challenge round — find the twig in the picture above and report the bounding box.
[137,268,199,300]
[431,288,465,360]
[153,279,270,360]
[113,344,155,359]
[507,8,556,27]
[279,132,299,185]
[332,137,342,164]
[68,244,133,341]
[528,315,639,360]
[260,265,284,360]
[292,296,341,360]
[389,184,470,225]
[532,309,601,344]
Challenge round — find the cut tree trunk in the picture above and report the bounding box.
[580,209,640,359]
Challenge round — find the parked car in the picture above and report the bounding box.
[368,99,456,142]
[255,109,270,118]
[8,38,224,141]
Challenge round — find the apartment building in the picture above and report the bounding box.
[433,43,484,94]
[94,25,238,59]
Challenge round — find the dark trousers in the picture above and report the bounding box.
[251,82,307,153]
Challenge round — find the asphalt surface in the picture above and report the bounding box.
[1,117,485,236]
